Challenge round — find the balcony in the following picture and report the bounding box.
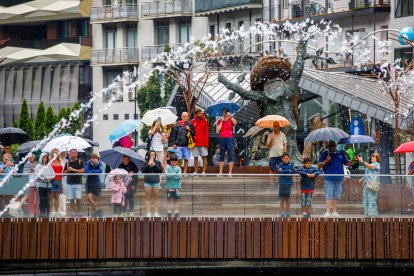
[1,37,92,50]
[195,0,262,16]
[141,44,183,62]
[91,48,139,66]
[141,0,193,19]
[90,3,138,23]
[263,0,390,22]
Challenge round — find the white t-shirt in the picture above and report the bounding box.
[268,132,287,158]
[151,132,164,151]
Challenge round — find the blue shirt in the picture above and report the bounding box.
[319,149,349,181]
[0,162,12,180]
[85,160,103,186]
[298,166,321,190]
[165,165,182,189]
[278,162,295,185]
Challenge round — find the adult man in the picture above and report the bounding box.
[318,140,354,218]
[172,112,195,175]
[191,108,209,175]
[63,149,84,216]
[85,153,103,217]
[118,155,139,216]
[266,122,287,185]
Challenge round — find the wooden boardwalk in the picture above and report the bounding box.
[1,217,414,260]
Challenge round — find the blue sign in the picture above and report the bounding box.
[350,116,365,135]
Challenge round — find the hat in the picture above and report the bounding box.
[167,148,176,153]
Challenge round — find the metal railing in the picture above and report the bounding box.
[91,4,138,22]
[141,0,193,18]
[1,37,92,49]
[141,44,183,62]
[91,48,140,66]
[195,0,262,13]
[263,0,390,21]
[1,173,413,218]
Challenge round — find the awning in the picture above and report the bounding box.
[194,4,262,17]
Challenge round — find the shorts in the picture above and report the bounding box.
[269,156,283,172]
[192,146,208,157]
[278,184,291,198]
[219,138,234,162]
[167,189,181,200]
[301,192,313,207]
[324,179,343,200]
[144,182,160,188]
[86,183,101,197]
[66,184,82,200]
[176,146,191,160]
[50,180,62,193]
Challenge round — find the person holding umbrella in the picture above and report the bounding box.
[172,112,195,175]
[118,155,139,216]
[266,122,287,184]
[148,120,167,165]
[191,108,209,175]
[216,108,237,175]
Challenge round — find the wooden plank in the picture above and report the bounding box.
[97,219,104,259]
[135,219,142,258]
[364,219,373,259]
[276,219,283,258]
[227,218,236,259]
[115,218,125,258]
[300,218,309,258]
[263,218,272,259]
[14,219,20,259]
[40,219,50,259]
[319,219,325,259]
[50,219,57,259]
[290,218,298,259]
[2,218,11,259]
[401,218,409,259]
[201,219,209,258]
[394,219,401,259]
[142,218,151,258]
[216,218,224,258]
[179,218,187,258]
[171,219,178,258]
[245,219,252,258]
[154,218,162,258]
[326,219,334,259]
[91,219,98,259]
[190,218,199,258]
[104,218,113,259]
[313,219,320,259]
[21,219,29,259]
[282,218,289,258]
[59,219,67,259]
[337,219,346,259]
[67,219,76,259]
[356,219,364,259]
[78,218,87,259]
[375,219,384,259]
[252,218,260,258]
[383,219,390,259]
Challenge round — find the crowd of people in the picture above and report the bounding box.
[0,108,383,218]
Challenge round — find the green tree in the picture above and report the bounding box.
[34,102,46,139]
[137,71,162,141]
[69,102,83,135]
[44,106,56,135]
[17,99,34,140]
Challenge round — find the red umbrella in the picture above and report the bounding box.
[394,141,414,153]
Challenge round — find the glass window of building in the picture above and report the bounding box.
[76,19,90,37]
[104,69,123,103]
[125,114,130,120]
[57,21,71,39]
[113,114,119,120]
[156,21,169,45]
[209,25,215,40]
[179,19,191,44]
[395,0,413,17]
[103,114,109,120]
[106,26,117,49]
[394,47,413,65]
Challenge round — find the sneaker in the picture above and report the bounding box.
[145,212,151,218]
[174,212,180,218]
[193,172,198,177]
[332,212,341,218]
[167,212,172,218]
[153,212,160,217]
[201,172,206,176]
[323,212,331,218]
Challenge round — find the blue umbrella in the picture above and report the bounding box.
[205,100,240,117]
[108,120,140,141]
[304,127,349,143]
[338,135,375,144]
[99,146,145,170]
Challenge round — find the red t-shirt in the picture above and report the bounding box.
[51,163,63,181]
[218,119,233,138]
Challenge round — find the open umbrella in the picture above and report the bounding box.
[255,115,290,128]
[338,135,375,144]
[108,120,140,141]
[84,138,100,147]
[141,108,178,126]
[99,147,145,170]
[15,140,40,155]
[159,106,177,115]
[104,168,132,189]
[205,100,240,117]
[304,127,350,143]
[43,135,91,152]
[394,141,414,153]
[0,127,29,145]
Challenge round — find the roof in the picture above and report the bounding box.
[192,70,414,129]
[0,0,90,24]
[0,43,91,64]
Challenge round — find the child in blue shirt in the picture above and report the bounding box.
[298,157,321,218]
[278,152,295,218]
[165,154,182,218]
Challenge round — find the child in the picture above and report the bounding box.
[278,152,295,218]
[298,157,321,218]
[165,154,182,218]
[111,175,127,216]
[18,153,39,217]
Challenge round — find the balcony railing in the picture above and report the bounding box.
[195,0,262,13]
[1,37,92,49]
[141,44,185,62]
[263,0,390,22]
[90,4,138,23]
[91,48,139,66]
[141,0,193,19]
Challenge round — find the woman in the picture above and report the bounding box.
[36,153,52,217]
[148,120,166,165]
[216,108,237,175]
[49,148,63,217]
[141,150,163,217]
[358,153,381,217]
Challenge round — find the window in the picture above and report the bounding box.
[57,21,71,39]
[156,21,169,45]
[179,19,191,44]
[134,114,138,119]
[209,25,215,40]
[77,19,90,37]
[113,114,119,120]
[225,22,232,34]
[104,69,123,102]
[103,114,109,120]
[126,25,137,48]
[125,114,130,120]
[255,19,263,52]
[395,0,413,17]
[106,26,117,49]
[394,48,412,65]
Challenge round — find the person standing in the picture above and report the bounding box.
[58,151,68,217]
[118,155,139,216]
[141,150,163,217]
[266,122,287,185]
[63,149,84,217]
[277,153,295,218]
[358,153,381,217]
[17,154,38,217]
[191,108,209,175]
[298,157,321,218]
[172,112,195,175]
[165,154,182,218]
[318,140,354,218]
[49,148,63,217]
[148,120,167,165]
[111,175,127,216]
[216,108,237,175]
[85,153,103,217]
[36,153,52,217]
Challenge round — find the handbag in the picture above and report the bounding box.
[367,179,380,192]
[187,131,195,149]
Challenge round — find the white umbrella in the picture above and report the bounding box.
[141,108,178,126]
[43,135,91,152]
[104,168,132,189]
